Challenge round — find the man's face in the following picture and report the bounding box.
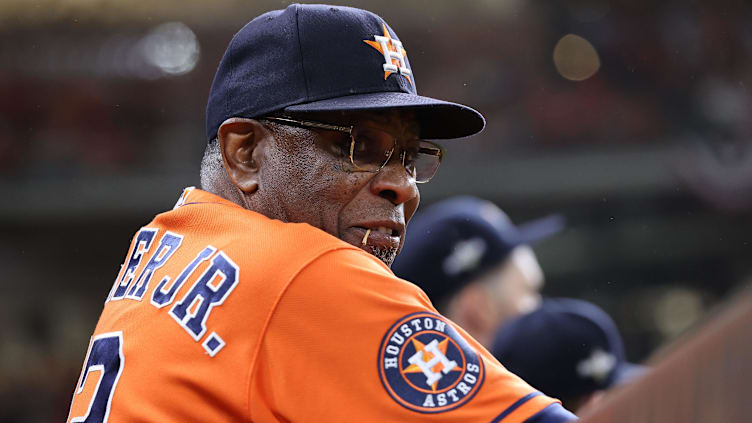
[257,111,423,266]
[478,246,544,325]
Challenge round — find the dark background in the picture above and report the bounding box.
[1,0,751,421]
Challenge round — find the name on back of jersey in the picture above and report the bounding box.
[105,227,238,357]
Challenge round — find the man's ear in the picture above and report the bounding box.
[217,117,269,194]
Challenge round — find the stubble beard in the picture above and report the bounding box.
[368,245,399,267]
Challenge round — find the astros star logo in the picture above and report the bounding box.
[364,22,412,84]
[378,312,485,413]
[403,337,463,392]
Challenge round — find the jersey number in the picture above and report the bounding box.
[68,332,124,423]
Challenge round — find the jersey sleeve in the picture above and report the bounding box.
[522,404,578,422]
[250,248,573,422]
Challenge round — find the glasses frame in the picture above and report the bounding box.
[262,115,443,183]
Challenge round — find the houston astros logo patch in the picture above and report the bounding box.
[378,312,484,413]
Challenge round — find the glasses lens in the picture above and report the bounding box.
[411,141,443,183]
[349,126,396,171]
[348,125,442,182]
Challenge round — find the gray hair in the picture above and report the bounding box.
[199,139,225,194]
[199,121,289,198]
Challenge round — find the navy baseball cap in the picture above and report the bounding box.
[391,196,564,306]
[491,298,646,401]
[206,3,485,142]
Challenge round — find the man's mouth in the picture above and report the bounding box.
[354,226,400,248]
[348,225,402,266]
[362,226,400,246]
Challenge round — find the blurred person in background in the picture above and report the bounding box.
[491,297,646,414]
[392,196,564,348]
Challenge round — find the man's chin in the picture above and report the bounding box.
[339,228,399,267]
[359,244,398,267]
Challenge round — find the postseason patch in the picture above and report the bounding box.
[378,312,485,413]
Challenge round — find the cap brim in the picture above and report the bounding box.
[514,214,566,245]
[284,91,485,139]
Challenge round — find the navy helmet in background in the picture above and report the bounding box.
[392,196,564,308]
[491,298,646,411]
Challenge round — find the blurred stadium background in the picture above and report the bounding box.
[1,0,750,421]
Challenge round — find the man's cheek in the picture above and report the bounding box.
[404,197,420,223]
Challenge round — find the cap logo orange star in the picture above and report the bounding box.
[364,22,412,85]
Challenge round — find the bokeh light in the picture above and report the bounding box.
[653,287,705,338]
[140,22,200,77]
[553,34,600,81]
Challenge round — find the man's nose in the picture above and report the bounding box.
[369,156,419,205]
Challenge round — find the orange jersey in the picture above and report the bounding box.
[67,188,573,422]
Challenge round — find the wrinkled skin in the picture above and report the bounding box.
[218,111,424,267]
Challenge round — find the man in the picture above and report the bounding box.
[66,4,576,422]
[491,298,646,414]
[392,196,563,348]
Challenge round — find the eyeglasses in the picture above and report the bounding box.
[262,116,444,183]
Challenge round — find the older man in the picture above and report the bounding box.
[66,4,575,422]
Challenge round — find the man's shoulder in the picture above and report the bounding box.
[288,246,424,308]
[158,187,353,262]
[218,213,358,269]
